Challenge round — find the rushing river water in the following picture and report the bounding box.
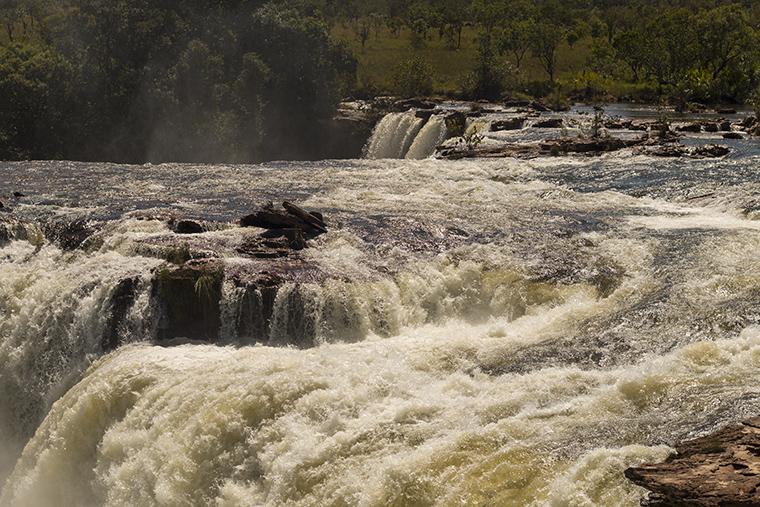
[2,120,760,505]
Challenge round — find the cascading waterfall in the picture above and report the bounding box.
[364,111,425,159]
[365,111,451,159]
[405,115,449,160]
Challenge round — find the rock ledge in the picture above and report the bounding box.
[625,417,760,506]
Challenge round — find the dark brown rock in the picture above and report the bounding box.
[174,219,205,235]
[41,217,97,250]
[154,260,224,342]
[241,202,326,239]
[723,132,744,140]
[605,119,633,130]
[533,118,564,129]
[439,136,642,160]
[626,417,760,506]
[702,122,719,133]
[102,277,140,351]
[693,144,730,158]
[740,116,757,129]
[393,98,437,111]
[676,122,702,133]
[491,117,526,131]
[259,228,307,251]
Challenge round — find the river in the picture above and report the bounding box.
[2,107,760,506]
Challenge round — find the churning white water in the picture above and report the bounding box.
[3,150,760,505]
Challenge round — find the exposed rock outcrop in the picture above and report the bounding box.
[490,117,526,131]
[533,118,564,128]
[439,136,642,160]
[626,417,760,506]
[240,201,327,239]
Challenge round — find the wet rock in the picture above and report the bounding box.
[0,201,4,209]
[241,201,326,239]
[439,136,641,160]
[641,145,687,158]
[604,119,633,130]
[41,217,96,250]
[693,144,730,158]
[174,219,205,235]
[539,137,635,154]
[702,122,719,133]
[238,234,296,258]
[102,277,139,351]
[629,121,649,131]
[415,109,435,120]
[676,122,702,133]
[393,98,437,111]
[490,117,526,131]
[154,260,224,342]
[259,228,307,251]
[12,192,24,197]
[719,120,733,132]
[533,118,563,129]
[716,107,737,114]
[723,132,744,140]
[625,417,760,506]
[444,111,467,137]
[739,116,757,130]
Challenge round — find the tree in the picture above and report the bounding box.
[497,19,533,71]
[695,5,755,81]
[391,55,433,97]
[530,21,565,84]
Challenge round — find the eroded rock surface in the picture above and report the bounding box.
[626,417,760,506]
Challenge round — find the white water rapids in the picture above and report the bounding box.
[2,148,760,505]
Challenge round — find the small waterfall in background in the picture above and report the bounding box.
[365,111,451,159]
[364,111,424,159]
[405,115,449,159]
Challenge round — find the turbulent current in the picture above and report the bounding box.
[2,129,760,505]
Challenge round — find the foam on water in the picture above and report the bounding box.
[5,322,760,506]
[4,151,760,504]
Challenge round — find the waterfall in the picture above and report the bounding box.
[405,115,449,159]
[364,111,425,159]
[365,111,453,159]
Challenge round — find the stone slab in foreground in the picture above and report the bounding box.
[625,417,760,505]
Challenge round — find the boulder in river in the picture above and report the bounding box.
[723,132,744,140]
[676,122,702,133]
[392,98,437,111]
[174,219,205,235]
[693,144,730,158]
[625,417,760,506]
[240,201,327,239]
[533,118,563,129]
[490,117,526,131]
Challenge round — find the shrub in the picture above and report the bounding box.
[391,55,434,97]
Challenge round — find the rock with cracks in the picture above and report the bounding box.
[625,417,760,506]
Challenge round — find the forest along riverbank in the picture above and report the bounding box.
[2,111,760,504]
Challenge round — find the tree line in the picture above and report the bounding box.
[317,0,760,105]
[0,0,355,162]
[1,0,759,162]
